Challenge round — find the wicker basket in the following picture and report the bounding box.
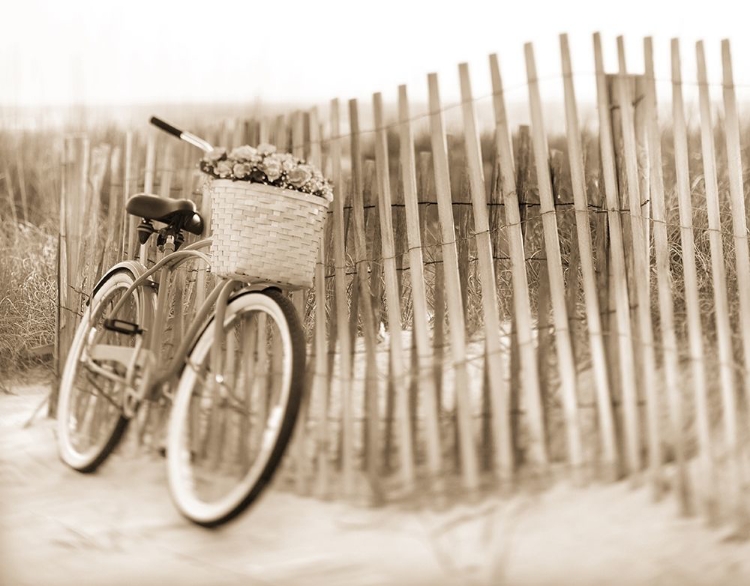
[207,179,329,289]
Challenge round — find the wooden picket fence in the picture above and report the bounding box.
[54,34,750,531]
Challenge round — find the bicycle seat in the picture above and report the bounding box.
[126,194,204,235]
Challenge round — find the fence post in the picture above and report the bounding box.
[489,55,549,477]
[459,63,513,483]
[329,99,355,497]
[616,37,661,497]
[52,142,70,416]
[348,99,384,503]
[559,34,618,481]
[417,152,445,422]
[525,43,584,481]
[640,37,691,515]
[306,107,331,497]
[288,110,312,494]
[721,40,750,451]
[670,39,717,522]
[593,33,640,480]
[399,86,444,490]
[428,72,480,492]
[696,40,743,527]
[122,133,134,260]
[373,92,416,493]
[103,147,123,274]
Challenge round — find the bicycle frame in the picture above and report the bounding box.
[83,235,274,414]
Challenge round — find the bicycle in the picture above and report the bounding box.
[57,117,308,527]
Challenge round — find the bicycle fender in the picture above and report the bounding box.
[91,260,157,345]
[93,260,152,297]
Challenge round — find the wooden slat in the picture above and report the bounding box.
[290,109,310,494]
[458,63,513,482]
[62,136,90,391]
[398,86,443,486]
[167,142,186,360]
[123,133,136,261]
[274,115,288,151]
[66,136,89,300]
[427,72,479,491]
[721,40,750,435]
[593,32,640,478]
[307,107,331,497]
[489,54,548,474]
[364,162,383,332]
[696,40,742,523]
[52,141,70,415]
[417,152,445,414]
[373,92,416,492]
[643,37,690,514]
[615,37,661,495]
[81,146,110,308]
[524,43,584,480]
[259,117,270,144]
[235,119,247,147]
[194,152,212,314]
[510,125,532,466]
[102,147,123,273]
[159,144,173,198]
[144,135,155,193]
[292,110,305,159]
[559,34,618,480]
[349,99,384,503]
[329,99,355,495]
[220,119,235,151]
[633,76,651,274]
[671,39,716,521]
[132,135,155,261]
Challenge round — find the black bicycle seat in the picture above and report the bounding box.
[126,194,204,235]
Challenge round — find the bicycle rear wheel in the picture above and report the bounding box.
[57,269,145,472]
[166,288,305,527]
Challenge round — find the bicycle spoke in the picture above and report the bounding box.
[59,272,140,468]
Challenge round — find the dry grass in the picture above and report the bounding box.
[0,220,57,375]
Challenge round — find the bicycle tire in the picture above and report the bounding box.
[57,269,147,472]
[166,288,306,527]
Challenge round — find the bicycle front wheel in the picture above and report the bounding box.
[166,288,305,527]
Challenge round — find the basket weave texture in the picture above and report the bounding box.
[208,179,329,288]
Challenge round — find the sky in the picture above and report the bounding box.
[2,0,749,109]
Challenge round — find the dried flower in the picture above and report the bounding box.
[204,147,227,162]
[257,143,277,156]
[287,166,312,187]
[199,142,333,200]
[215,161,233,178]
[233,162,252,179]
[278,153,297,171]
[261,158,282,181]
[229,145,257,160]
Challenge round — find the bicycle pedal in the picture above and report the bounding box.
[103,318,143,336]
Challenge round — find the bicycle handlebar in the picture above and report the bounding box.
[150,116,214,153]
[150,116,182,139]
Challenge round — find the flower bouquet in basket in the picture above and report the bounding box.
[200,143,333,289]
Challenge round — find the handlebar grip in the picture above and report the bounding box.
[150,116,183,139]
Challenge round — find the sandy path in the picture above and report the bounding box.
[2,383,749,586]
